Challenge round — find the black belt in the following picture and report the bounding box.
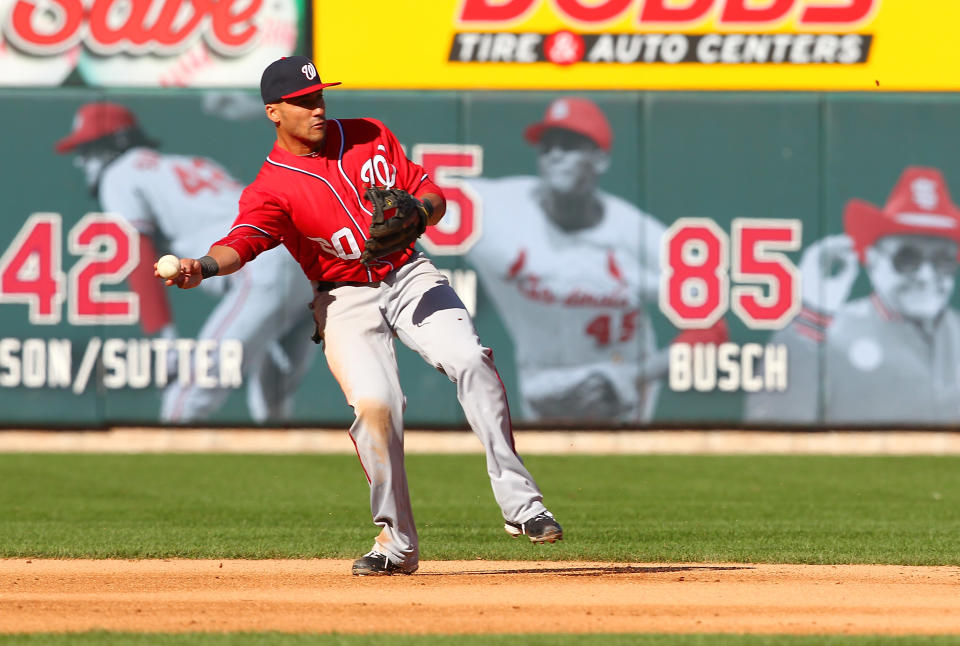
[314,280,376,292]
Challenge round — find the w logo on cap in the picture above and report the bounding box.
[260,56,341,104]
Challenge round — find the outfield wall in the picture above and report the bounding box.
[2,89,960,428]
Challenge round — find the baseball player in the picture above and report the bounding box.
[56,102,316,423]
[463,98,667,423]
[160,56,563,575]
[744,166,960,424]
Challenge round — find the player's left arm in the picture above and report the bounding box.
[417,192,446,226]
[379,122,446,224]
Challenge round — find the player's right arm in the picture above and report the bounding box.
[162,185,290,289]
[161,245,243,289]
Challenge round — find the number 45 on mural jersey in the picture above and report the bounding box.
[0,213,138,325]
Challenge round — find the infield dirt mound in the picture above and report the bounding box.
[1,559,958,635]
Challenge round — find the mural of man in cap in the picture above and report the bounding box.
[462,97,669,424]
[55,101,316,424]
[745,166,960,424]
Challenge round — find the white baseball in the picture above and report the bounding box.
[157,255,181,280]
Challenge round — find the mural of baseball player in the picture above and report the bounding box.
[162,56,562,576]
[744,166,960,424]
[463,97,668,424]
[55,102,316,423]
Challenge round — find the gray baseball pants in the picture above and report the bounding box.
[311,253,547,568]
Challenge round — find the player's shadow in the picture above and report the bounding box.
[422,565,752,577]
[412,284,466,325]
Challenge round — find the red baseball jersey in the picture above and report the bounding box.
[213,118,441,282]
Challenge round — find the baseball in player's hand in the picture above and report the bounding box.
[156,254,181,279]
[154,256,203,289]
[799,234,859,316]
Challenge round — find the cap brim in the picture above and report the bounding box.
[281,81,342,100]
[523,121,611,151]
[524,123,547,146]
[54,132,88,154]
[843,198,881,258]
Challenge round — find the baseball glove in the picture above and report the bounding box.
[360,186,432,265]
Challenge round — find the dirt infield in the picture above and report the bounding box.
[1,559,958,635]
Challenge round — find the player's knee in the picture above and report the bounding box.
[441,344,494,381]
[353,398,399,439]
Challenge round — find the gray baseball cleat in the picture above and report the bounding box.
[351,549,418,576]
[504,511,563,544]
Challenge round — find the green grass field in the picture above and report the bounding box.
[1,453,958,564]
[2,452,959,645]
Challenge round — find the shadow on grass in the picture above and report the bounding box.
[422,565,753,577]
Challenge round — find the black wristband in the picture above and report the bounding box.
[417,198,433,234]
[420,198,434,219]
[198,255,219,279]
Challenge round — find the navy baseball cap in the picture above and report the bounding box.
[260,56,341,104]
